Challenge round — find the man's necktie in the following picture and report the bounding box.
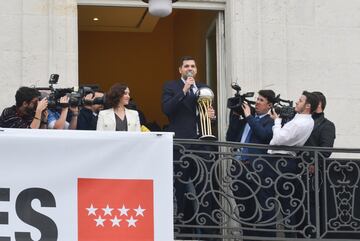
[241,116,260,159]
[189,85,195,97]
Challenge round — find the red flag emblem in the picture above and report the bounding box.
[78,178,154,241]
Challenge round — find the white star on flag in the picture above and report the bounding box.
[118,204,129,216]
[102,204,113,216]
[134,205,146,217]
[86,204,97,216]
[94,216,105,227]
[126,216,138,227]
[110,216,122,227]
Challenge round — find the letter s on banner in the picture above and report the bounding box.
[15,188,58,241]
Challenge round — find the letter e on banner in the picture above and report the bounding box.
[78,178,154,241]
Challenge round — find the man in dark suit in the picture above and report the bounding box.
[305,91,336,159]
[162,56,215,138]
[300,91,336,238]
[77,91,104,130]
[162,56,216,238]
[226,89,276,238]
[226,89,275,156]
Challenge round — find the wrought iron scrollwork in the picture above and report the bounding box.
[173,139,360,240]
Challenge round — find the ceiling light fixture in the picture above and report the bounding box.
[93,17,99,21]
[142,0,178,18]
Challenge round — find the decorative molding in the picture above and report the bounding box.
[77,0,225,10]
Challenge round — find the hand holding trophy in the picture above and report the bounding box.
[196,87,216,140]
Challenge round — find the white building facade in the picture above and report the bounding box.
[0,0,359,147]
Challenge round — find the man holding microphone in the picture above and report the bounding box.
[162,56,215,139]
[162,56,216,236]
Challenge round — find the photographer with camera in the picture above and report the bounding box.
[35,74,79,130]
[0,87,48,129]
[47,95,78,129]
[267,91,318,237]
[268,91,318,153]
[226,89,276,238]
[77,91,104,130]
[226,89,276,151]
[272,95,296,125]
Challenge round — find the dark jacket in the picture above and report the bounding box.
[77,107,98,130]
[304,112,336,157]
[0,105,33,128]
[162,79,207,139]
[226,110,274,155]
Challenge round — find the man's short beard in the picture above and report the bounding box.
[296,105,305,114]
[25,106,36,116]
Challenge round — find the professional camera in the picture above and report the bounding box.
[80,84,106,106]
[83,95,106,106]
[273,94,296,123]
[227,82,255,117]
[37,74,100,110]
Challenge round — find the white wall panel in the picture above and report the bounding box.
[0,0,78,110]
[226,0,360,147]
[0,0,359,148]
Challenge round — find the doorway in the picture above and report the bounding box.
[78,6,222,131]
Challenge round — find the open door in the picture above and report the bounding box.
[78,6,225,134]
[206,11,226,141]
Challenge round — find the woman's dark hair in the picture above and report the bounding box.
[106,83,128,108]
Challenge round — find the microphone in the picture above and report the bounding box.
[185,71,193,80]
[183,71,195,96]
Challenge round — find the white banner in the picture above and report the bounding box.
[0,129,173,241]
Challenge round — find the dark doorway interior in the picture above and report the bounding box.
[78,6,218,129]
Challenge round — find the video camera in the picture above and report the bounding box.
[36,74,105,110]
[227,82,255,117]
[273,94,296,123]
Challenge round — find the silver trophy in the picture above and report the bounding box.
[196,87,216,140]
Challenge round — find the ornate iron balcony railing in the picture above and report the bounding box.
[173,139,360,241]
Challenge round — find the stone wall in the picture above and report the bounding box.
[0,0,78,109]
[226,0,360,148]
[0,0,359,148]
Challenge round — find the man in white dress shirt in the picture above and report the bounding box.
[268,90,319,154]
[266,91,319,237]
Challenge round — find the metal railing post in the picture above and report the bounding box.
[314,150,320,238]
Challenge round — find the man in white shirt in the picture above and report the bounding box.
[268,91,319,155]
[266,91,319,238]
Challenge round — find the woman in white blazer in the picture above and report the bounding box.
[96,83,140,132]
